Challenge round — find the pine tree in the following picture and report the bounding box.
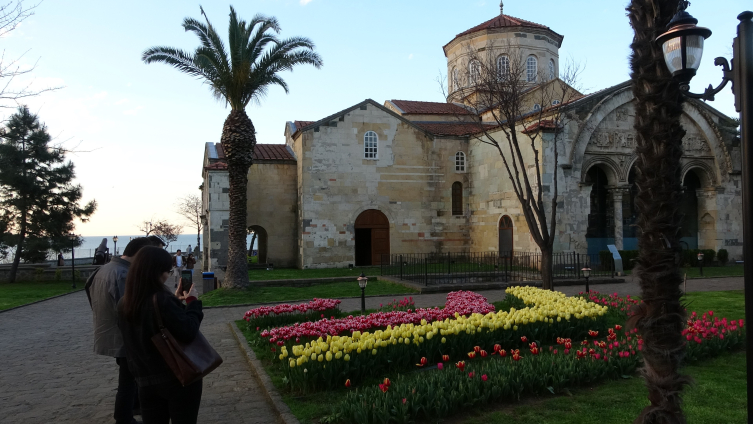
[0,106,96,283]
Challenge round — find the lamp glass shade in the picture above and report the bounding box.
[581,268,591,278]
[358,279,367,289]
[662,37,684,73]
[685,35,705,71]
[113,236,118,243]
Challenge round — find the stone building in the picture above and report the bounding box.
[201,5,740,281]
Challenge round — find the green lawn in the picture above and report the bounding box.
[201,279,417,307]
[0,280,82,311]
[625,265,744,278]
[454,350,746,424]
[248,266,381,281]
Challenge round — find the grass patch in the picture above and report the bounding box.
[683,290,744,319]
[0,280,82,311]
[453,350,746,424]
[201,279,418,307]
[625,265,744,278]
[248,266,382,281]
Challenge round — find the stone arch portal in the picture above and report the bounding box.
[499,215,514,256]
[248,225,268,264]
[354,209,390,266]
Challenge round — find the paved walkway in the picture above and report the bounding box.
[0,276,743,424]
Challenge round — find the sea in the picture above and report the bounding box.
[78,234,203,255]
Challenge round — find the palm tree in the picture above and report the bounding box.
[143,6,322,287]
[626,0,691,422]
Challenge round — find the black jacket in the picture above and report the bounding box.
[118,288,204,387]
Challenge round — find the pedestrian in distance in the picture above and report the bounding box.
[85,236,160,424]
[172,249,185,287]
[57,252,65,267]
[94,238,110,265]
[118,246,204,424]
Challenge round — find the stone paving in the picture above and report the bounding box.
[0,275,743,424]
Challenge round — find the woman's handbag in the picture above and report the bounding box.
[150,294,223,386]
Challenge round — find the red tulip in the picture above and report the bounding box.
[499,349,507,357]
[493,344,502,352]
[455,361,465,371]
[383,378,391,387]
[614,324,622,331]
[481,374,488,381]
[588,330,599,337]
[467,351,476,359]
[379,383,388,393]
[437,362,444,370]
[473,346,480,353]
[480,350,488,357]
[345,379,351,388]
[512,353,522,361]
[402,398,407,404]
[468,372,475,378]
[416,357,428,367]
[521,336,528,343]
[442,354,450,362]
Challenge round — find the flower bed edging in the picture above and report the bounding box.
[229,321,301,424]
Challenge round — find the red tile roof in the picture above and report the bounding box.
[293,121,315,130]
[522,119,561,134]
[205,162,227,170]
[390,100,474,116]
[211,143,295,166]
[415,122,498,137]
[445,14,563,50]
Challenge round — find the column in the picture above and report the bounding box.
[612,189,624,250]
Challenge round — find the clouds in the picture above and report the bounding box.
[300,0,314,5]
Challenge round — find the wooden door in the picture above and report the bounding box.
[371,229,390,265]
[355,209,390,266]
[499,215,513,257]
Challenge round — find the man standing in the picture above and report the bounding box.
[172,249,185,287]
[87,237,157,424]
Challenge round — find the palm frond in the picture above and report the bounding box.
[141,47,206,78]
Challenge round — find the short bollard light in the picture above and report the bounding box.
[581,265,592,294]
[357,272,368,314]
[697,252,705,276]
[112,235,118,258]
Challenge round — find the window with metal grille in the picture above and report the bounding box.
[497,55,510,79]
[526,56,537,82]
[452,182,463,215]
[455,151,466,172]
[549,59,556,80]
[364,131,378,159]
[469,60,481,85]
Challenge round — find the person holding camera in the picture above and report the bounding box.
[118,246,203,424]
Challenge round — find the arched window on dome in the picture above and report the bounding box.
[451,67,459,92]
[455,151,466,172]
[526,55,538,82]
[549,59,556,80]
[497,55,510,80]
[532,103,541,112]
[469,60,481,86]
[364,131,378,159]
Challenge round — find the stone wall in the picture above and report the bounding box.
[246,162,298,267]
[292,102,471,268]
[203,170,229,282]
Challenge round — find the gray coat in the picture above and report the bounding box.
[89,256,130,357]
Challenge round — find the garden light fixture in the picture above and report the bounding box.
[697,252,704,277]
[655,1,712,90]
[357,272,368,314]
[581,265,591,293]
[113,235,118,257]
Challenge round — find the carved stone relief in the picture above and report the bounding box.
[682,135,711,156]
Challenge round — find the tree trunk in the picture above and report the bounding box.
[540,246,553,290]
[249,233,257,256]
[627,1,690,422]
[7,212,27,284]
[220,109,256,288]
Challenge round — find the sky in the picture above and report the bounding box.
[1,0,746,236]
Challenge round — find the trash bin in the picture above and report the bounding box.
[202,272,215,294]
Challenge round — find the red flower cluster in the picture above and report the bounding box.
[379,378,391,393]
[683,311,744,344]
[243,298,341,320]
[259,291,495,343]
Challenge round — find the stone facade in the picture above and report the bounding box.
[200,9,742,282]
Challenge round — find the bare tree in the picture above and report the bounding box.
[0,1,62,111]
[152,220,182,249]
[137,218,155,236]
[444,41,583,290]
[175,194,202,249]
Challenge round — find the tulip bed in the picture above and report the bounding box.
[243,298,343,330]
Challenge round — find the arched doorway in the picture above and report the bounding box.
[680,171,702,249]
[585,166,614,254]
[248,225,268,264]
[499,215,513,256]
[354,209,390,266]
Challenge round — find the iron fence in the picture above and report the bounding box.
[380,251,614,286]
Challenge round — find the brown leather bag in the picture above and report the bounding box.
[150,294,223,386]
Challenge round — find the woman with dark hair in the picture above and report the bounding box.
[118,246,203,424]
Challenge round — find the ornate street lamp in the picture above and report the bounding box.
[581,264,592,294]
[113,235,118,257]
[697,251,704,276]
[67,233,77,288]
[357,272,368,314]
[657,2,753,413]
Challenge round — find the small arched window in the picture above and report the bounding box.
[549,59,556,80]
[497,55,510,79]
[450,67,457,91]
[455,151,466,172]
[452,182,463,215]
[552,100,561,106]
[469,60,481,85]
[533,103,541,112]
[526,55,538,82]
[364,131,378,159]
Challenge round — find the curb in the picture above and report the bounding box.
[229,321,300,424]
[0,288,85,314]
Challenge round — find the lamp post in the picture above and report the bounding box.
[697,251,704,276]
[68,233,77,288]
[113,235,118,258]
[581,264,591,294]
[357,272,368,314]
[656,2,753,415]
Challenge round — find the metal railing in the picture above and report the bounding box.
[380,251,614,286]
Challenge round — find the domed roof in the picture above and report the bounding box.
[443,13,564,54]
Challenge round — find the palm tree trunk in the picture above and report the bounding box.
[221,109,256,288]
[627,1,690,422]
